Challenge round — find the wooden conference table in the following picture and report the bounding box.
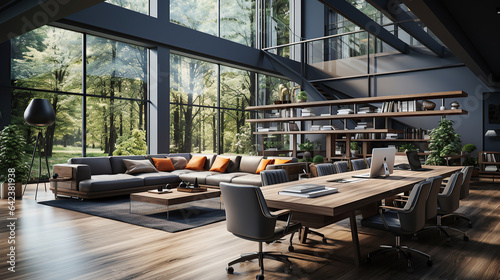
[260,165,462,266]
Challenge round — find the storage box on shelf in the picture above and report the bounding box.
[478,151,500,182]
[246,91,468,161]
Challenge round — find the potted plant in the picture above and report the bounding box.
[350,142,359,157]
[299,139,314,160]
[425,119,462,165]
[0,125,29,198]
[462,144,479,176]
[296,91,307,103]
[398,143,417,152]
[312,155,324,164]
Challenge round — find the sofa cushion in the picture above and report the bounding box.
[216,155,241,173]
[151,158,175,171]
[230,174,262,187]
[166,153,191,161]
[178,171,219,184]
[205,172,249,186]
[68,157,112,175]
[256,159,274,174]
[238,156,264,174]
[185,155,207,171]
[123,159,158,174]
[209,156,231,172]
[266,156,298,163]
[168,156,188,170]
[191,153,217,170]
[110,155,146,174]
[168,169,197,176]
[79,174,144,192]
[273,158,292,164]
[134,172,180,186]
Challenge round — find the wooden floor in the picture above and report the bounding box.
[1,179,499,280]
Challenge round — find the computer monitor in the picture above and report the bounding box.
[352,147,396,178]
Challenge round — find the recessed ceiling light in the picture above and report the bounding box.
[497,7,500,15]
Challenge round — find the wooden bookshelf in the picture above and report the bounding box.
[478,151,500,182]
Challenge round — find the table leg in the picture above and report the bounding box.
[299,227,309,244]
[166,205,169,220]
[349,212,362,267]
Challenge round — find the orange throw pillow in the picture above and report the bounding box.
[185,155,207,171]
[256,159,274,174]
[274,159,292,165]
[152,158,175,171]
[209,157,231,172]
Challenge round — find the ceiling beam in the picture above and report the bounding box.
[0,0,105,43]
[319,0,409,54]
[367,0,444,57]
[401,0,498,86]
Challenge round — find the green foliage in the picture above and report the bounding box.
[398,143,417,152]
[425,119,462,166]
[0,125,29,183]
[462,144,477,153]
[312,155,324,163]
[114,130,147,155]
[350,142,359,151]
[463,157,478,167]
[296,91,307,101]
[299,139,314,151]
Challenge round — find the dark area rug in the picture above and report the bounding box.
[39,196,226,233]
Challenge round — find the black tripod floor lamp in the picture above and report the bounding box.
[23,98,55,200]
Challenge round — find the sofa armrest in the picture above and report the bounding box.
[53,164,91,191]
[265,162,308,181]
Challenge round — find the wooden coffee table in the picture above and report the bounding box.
[130,189,222,219]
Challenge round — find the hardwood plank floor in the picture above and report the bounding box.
[1,180,499,280]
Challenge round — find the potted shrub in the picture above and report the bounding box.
[296,91,307,103]
[0,125,29,198]
[312,155,324,164]
[462,144,479,176]
[350,142,359,157]
[425,119,462,165]
[398,143,417,152]
[299,139,314,160]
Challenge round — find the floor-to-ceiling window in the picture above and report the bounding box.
[10,26,148,180]
[106,0,149,15]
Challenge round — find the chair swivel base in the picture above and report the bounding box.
[416,215,469,241]
[365,236,432,273]
[443,212,473,228]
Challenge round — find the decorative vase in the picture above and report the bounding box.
[450,101,460,110]
[440,105,446,110]
[351,150,357,157]
[303,151,311,159]
[422,100,436,111]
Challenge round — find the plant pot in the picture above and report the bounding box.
[350,150,357,157]
[297,99,307,103]
[303,151,312,159]
[1,182,23,199]
[274,100,283,104]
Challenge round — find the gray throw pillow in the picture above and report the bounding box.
[123,159,158,174]
[169,156,188,170]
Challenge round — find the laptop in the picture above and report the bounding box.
[405,150,432,171]
[352,148,396,178]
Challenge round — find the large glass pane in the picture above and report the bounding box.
[264,0,292,50]
[10,90,83,181]
[220,66,254,109]
[221,109,256,155]
[86,97,147,156]
[106,0,149,15]
[11,26,82,93]
[169,104,217,153]
[220,0,256,47]
[170,0,217,36]
[170,54,217,106]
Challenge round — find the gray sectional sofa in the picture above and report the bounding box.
[51,153,306,199]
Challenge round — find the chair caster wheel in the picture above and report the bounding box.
[288,245,294,252]
[463,235,469,241]
[427,259,433,267]
[226,266,234,274]
[468,223,472,228]
[322,238,328,244]
[256,274,264,280]
[446,237,452,242]
[284,266,292,274]
[412,235,419,241]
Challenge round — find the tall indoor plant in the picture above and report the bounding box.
[425,119,462,165]
[0,125,29,198]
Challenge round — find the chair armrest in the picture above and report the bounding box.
[53,164,91,191]
[393,198,408,207]
[379,205,403,211]
[271,209,294,234]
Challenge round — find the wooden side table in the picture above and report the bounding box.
[49,177,72,199]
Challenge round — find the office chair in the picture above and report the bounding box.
[361,181,432,272]
[366,157,372,168]
[315,163,337,177]
[260,169,289,186]
[220,183,302,280]
[445,166,473,227]
[260,169,328,244]
[334,161,349,173]
[351,158,367,171]
[420,171,469,241]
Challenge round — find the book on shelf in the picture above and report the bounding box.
[321,125,334,130]
[311,125,321,131]
[337,108,354,115]
[320,113,331,116]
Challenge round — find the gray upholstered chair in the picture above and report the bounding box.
[220,183,301,279]
[351,158,367,171]
[315,163,337,177]
[366,157,372,168]
[445,166,473,227]
[361,181,433,272]
[334,161,349,173]
[421,172,469,241]
[260,169,289,186]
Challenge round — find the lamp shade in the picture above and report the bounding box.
[24,98,55,126]
[485,130,498,137]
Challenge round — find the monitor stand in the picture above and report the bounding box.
[383,161,390,177]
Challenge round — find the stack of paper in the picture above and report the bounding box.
[311,125,321,131]
[358,106,375,114]
[278,184,338,198]
[337,108,354,115]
